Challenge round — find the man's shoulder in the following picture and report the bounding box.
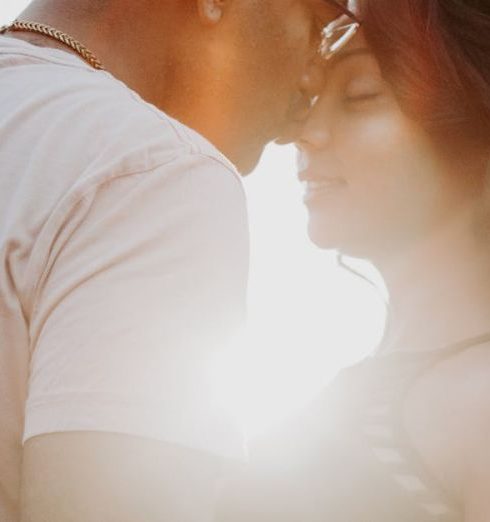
[55,69,237,176]
[85,75,236,173]
[0,35,237,179]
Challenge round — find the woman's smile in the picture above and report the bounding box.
[301,176,348,204]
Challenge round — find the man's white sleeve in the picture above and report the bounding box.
[25,153,249,461]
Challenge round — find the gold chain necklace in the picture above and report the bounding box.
[0,20,104,70]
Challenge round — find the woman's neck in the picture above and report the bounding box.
[377,212,490,354]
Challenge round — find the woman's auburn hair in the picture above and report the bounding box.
[361,0,490,150]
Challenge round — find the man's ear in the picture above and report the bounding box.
[197,0,227,24]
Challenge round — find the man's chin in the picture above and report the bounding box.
[232,143,268,176]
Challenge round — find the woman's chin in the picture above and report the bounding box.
[307,221,373,259]
[305,208,353,251]
[307,221,343,250]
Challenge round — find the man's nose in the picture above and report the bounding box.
[299,58,326,100]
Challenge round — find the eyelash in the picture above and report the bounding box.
[344,92,382,103]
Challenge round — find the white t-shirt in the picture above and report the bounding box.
[0,36,249,521]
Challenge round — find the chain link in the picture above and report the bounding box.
[1,20,104,70]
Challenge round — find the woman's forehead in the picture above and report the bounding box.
[323,31,373,73]
[351,29,367,48]
[339,29,368,53]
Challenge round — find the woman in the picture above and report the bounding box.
[220,0,490,520]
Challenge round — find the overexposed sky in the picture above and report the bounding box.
[0,1,385,435]
[1,0,27,25]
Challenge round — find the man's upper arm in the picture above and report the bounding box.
[464,459,490,522]
[22,153,248,520]
[21,432,223,522]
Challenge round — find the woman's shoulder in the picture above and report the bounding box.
[407,341,490,425]
[402,342,490,499]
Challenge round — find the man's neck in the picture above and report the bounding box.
[13,0,242,167]
[16,0,182,103]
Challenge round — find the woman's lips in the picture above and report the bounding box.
[299,170,347,203]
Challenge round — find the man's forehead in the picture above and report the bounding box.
[320,0,359,16]
[327,0,359,10]
[322,0,347,7]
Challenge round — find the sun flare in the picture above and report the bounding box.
[215,143,386,438]
[0,0,387,439]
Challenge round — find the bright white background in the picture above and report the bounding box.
[1,1,386,436]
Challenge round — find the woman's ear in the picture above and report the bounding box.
[197,0,227,24]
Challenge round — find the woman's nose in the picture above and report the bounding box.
[276,59,327,145]
[296,102,332,151]
[296,58,332,150]
[277,97,331,147]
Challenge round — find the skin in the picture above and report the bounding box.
[296,31,490,521]
[7,1,346,521]
[12,0,340,172]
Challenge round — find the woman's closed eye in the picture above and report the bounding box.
[343,76,386,104]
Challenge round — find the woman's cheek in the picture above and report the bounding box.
[341,108,421,188]
[348,109,448,241]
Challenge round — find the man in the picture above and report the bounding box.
[0,0,345,520]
